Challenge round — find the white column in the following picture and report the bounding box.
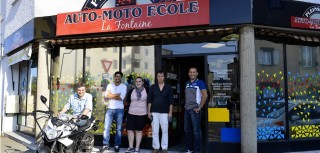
[239,26,257,153]
[35,41,51,139]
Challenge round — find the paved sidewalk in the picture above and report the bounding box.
[0,136,31,153]
[3,132,320,153]
[2,132,180,153]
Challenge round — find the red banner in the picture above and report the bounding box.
[291,16,320,30]
[57,0,209,36]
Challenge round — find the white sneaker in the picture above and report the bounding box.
[184,150,193,153]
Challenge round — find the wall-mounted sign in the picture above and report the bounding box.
[291,6,320,29]
[7,45,32,66]
[4,20,34,54]
[57,0,209,36]
[253,0,320,30]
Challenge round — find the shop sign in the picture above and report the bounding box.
[7,45,32,66]
[291,6,320,30]
[4,20,34,54]
[57,0,209,36]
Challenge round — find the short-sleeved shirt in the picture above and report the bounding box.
[65,93,93,118]
[106,83,127,109]
[147,83,174,113]
[185,79,206,110]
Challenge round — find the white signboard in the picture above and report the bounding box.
[7,45,32,66]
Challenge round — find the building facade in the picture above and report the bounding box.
[1,0,320,152]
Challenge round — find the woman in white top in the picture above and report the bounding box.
[125,77,148,153]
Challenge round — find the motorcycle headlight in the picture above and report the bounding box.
[45,129,62,140]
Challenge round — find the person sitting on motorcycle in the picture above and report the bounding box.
[58,83,93,126]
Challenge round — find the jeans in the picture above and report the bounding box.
[151,112,169,150]
[184,108,202,152]
[103,109,124,146]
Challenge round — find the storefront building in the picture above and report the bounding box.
[1,0,320,153]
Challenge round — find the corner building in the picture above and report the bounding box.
[1,0,320,152]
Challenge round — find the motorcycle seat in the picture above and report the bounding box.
[77,116,96,131]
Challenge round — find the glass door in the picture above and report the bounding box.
[162,56,206,148]
[18,59,37,134]
[207,54,240,144]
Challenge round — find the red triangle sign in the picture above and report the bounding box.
[101,59,112,73]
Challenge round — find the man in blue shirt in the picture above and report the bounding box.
[184,67,208,153]
[59,84,93,119]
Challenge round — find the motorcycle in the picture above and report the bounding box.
[34,95,100,153]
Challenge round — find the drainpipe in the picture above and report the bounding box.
[0,43,3,136]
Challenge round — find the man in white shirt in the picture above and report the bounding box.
[102,71,127,153]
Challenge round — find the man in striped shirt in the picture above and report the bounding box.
[184,67,208,153]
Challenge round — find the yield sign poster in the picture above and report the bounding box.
[101,59,112,73]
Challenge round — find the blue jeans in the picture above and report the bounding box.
[184,108,202,152]
[103,109,124,146]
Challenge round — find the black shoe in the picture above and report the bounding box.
[125,147,135,153]
[152,149,159,153]
[115,146,120,152]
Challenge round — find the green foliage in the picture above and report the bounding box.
[125,72,154,86]
[76,70,96,89]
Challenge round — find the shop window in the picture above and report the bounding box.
[84,47,119,135]
[51,48,84,124]
[122,47,126,53]
[255,40,285,141]
[54,45,157,136]
[287,44,320,140]
[113,47,117,53]
[258,47,280,66]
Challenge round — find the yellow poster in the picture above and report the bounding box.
[208,108,230,122]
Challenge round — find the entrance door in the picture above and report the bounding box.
[163,54,241,152]
[162,56,207,150]
[18,60,37,135]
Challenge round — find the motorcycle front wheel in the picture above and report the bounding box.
[59,142,74,153]
[78,132,94,153]
[36,145,50,153]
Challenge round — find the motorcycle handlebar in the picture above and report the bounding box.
[32,110,54,115]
